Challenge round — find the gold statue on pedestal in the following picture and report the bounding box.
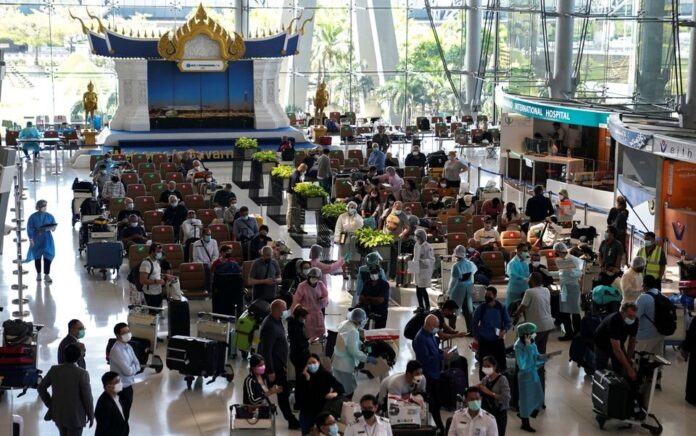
[313,81,329,126]
[83,81,98,129]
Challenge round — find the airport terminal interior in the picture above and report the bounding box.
[1,1,696,436]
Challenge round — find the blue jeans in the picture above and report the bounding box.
[299,410,316,435]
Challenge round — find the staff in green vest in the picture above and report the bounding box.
[637,232,666,290]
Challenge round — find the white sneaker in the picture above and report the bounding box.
[44,274,53,284]
[36,273,42,281]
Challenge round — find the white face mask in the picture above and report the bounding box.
[130,222,138,228]
[370,274,379,281]
[412,375,423,384]
[482,367,494,376]
[121,332,132,343]
[112,382,123,393]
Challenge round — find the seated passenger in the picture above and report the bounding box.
[473,216,501,252]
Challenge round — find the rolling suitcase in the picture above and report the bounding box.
[396,254,413,287]
[0,365,40,389]
[592,369,633,420]
[233,310,257,354]
[168,297,191,338]
[439,368,469,410]
[197,312,235,357]
[166,335,229,389]
[86,241,123,278]
[0,346,34,365]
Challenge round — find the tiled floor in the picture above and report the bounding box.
[1,144,695,435]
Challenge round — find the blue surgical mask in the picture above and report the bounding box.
[431,327,439,335]
[156,252,163,261]
[242,215,249,220]
[203,235,211,243]
[307,363,320,374]
[624,317,635,326]
[328,423,339,436]
[468,400,482,411]
[394,209,402,215]
[349,208,357,216]
[126,203,134,210]
[281,309,290,321]
[644,240,653,247]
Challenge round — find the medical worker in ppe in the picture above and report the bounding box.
[506,243,531,307]
[26,199,58,283]
[331,308,377,398]
[514,322,550,433]
[448,244,478,334]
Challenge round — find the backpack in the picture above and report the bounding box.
[79,198,101,216]
[2,319,34,345]
[404,310,428,340]
[426,150,447,168]
[645,292,677,336]
[127,258,154,292]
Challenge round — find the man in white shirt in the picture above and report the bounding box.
[378,360,427,408]
[344,394,393,436]
[181,210,203,260]
[109,322,141,422]
[529,216,563,248]
[192,227,219,265]
[448,387,498,436]
[473,216,501,252]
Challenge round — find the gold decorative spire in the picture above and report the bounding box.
[286,11,303,34]
[300,14,314,36]
[86,8,106,34]
[68,10,89,34]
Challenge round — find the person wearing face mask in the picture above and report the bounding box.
[448,386,499,436]
[159,181,183,205]
[548,242,584,341]
[26,199,57,283]
[120,214,147,252]
[443,151,467,188]
[161,194,188,239]
[477,356,510,436]
[288,305,311,381]
[473,216,501,252]
[413,229,435,311]
[379,360,427,410]
[635,275,667,390]
[38,343,95,436]
[400,179,421,203]
[139,243,169,309]
[180,210,202,260]
[292,268,330,338]
[257,299,301,429]
[405,144,426,173]
[211,245,243,316]
[58,319,87,369]
[92,164,109,196]
[607,195,629,260]
[354,252,387,306]
[248,224,273,261]
[598,225,624,284]
[413,314,454,433]
[480,197,504,222]
[426,192,445,218]
[457,193,477,216]
[358,266,391,329]
[506,243,531,307]
[375,166,404,199]
[243,354,284,406]
[636,232,666,289]
[296,354,345,434]
[116,198,142,223]
[287,163,309,234]
[472,287,512,378]
[109,323,141,422]
[312,412,340,436]
[344,394,392,436]
[232,206,260,245]
[249,246,282,302]
[367,142,386,173]
[621,256,646,304]
[437,177,458,198]
[192,227,219,266]
[102,174,126,204]
[185,159,207,182]
[515,322,551,433]
[593,303,639,381]
[94,371,129,436]
[334,201,364,268]
[309,244,346,288]
[360,187,382,226]
[448,244,478,333]
[514,273,555,355]
[333,308,376,397]
[556,189,576,223]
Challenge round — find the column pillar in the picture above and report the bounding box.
[680,5,696,128]
[254,59,290,129]
[110,59,149,131]
[548,0,575,99]
[235,0,249,38]
[636,0,667,102]
[465,0,481,115]
[279,0,317,113]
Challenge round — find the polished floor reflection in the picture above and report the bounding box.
[0,151,694,436]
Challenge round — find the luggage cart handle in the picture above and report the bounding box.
[197,312,236,323]
[128,304,165,313]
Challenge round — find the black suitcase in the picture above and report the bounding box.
[392,425,437,435]
[439,368,469,410]
[72,178,94,193]
[504,368,519,411]
[166,335,225,376]
[105,337,150,365]
[592,369,633,420]
[86,242,123,271]
[168,297,191,337]
[248,299,271,322]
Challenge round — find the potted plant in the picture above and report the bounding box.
[320,202,347,230]
[235,137,259,159]
[294,182,328,210]
[271,164,294,191]
[252,150,279,173]
[354,227,395,260]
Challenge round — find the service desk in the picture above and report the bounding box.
[507,153,585,185]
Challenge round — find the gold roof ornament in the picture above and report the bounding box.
[157,4,245,62]
[300,14,315,36]
[86,8,107,34]
[68,10,89,34]
[286,11,303,34]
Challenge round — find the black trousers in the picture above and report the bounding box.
[416,286,430,310]
[118,385,134,421]
[144,293,163,310]
[425,376,445,432]
[34,257,52,274]
[271,367,298,425]
[477,337,507,379]
[559,312,581,337]
[494,409,508,436]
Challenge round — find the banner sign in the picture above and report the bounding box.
[179,60,226,72]
[653,134,696,164]
[501,94,610,127]
[607,115,653,150]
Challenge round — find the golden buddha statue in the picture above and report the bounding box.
[83,81,98,128]
[313,81,329,126]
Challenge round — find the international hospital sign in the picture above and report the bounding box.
[501,94,610,127]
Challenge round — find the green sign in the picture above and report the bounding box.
[502,94,610,127]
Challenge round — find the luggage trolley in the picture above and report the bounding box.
[196,311,236,370]
[592,352,671,435]
[229,404,277,434]
[0,321,44,398]
[126,305,165,373]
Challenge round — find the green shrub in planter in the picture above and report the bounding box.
[294,182,328,198]
[251,151,279,163]
[354,227,395,249]
[271,165,294,179]
[235,137,259,149]
[321,202,347,218]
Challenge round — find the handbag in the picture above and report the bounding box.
[166,279,183,300]
[230,404,275,430]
